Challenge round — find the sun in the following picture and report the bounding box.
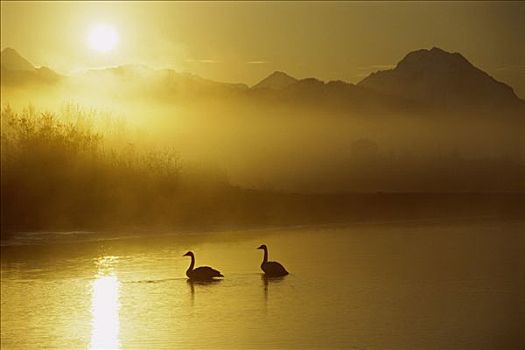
[88,24,119,53]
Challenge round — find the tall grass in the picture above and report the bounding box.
[3,106,522,234]
[0,105,229,232]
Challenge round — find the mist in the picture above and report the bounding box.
[2,67,523,194]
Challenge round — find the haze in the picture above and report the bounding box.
[1,0,524,223]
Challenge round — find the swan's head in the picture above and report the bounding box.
[183,251,194,257]
[257,244,267,250]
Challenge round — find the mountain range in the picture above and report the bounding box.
[1,46,524,115]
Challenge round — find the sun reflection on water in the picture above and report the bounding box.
[90,256,120,350]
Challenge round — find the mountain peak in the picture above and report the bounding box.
[253,71,298,90]
[1,48,36,71]
[396,47,471,72]
[358,47,522,111]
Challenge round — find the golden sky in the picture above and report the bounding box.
[1,1,524,95]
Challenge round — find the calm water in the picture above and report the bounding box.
[1,220,524,349]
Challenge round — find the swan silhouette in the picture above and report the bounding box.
[257,244,289,277]
[183,251,223,281]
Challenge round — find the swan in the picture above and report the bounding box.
[183,251,223,281]
[257,244,289,277]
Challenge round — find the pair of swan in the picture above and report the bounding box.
[183,244,288,281]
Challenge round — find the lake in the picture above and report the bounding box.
[1,220,524,349]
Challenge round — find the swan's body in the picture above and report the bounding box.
[257,244,288,277]
[183,251,223,281]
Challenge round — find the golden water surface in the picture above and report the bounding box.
[1,221,524,349]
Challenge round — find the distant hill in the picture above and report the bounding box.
[358,47,524,112]
[253,71,298,90]
[249,73,420,113]
[1,48,61,86]
[1,47,36,71]
[80,64,249,95]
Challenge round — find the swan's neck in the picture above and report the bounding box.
[262,248,268,264]
[187,255,195,272]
